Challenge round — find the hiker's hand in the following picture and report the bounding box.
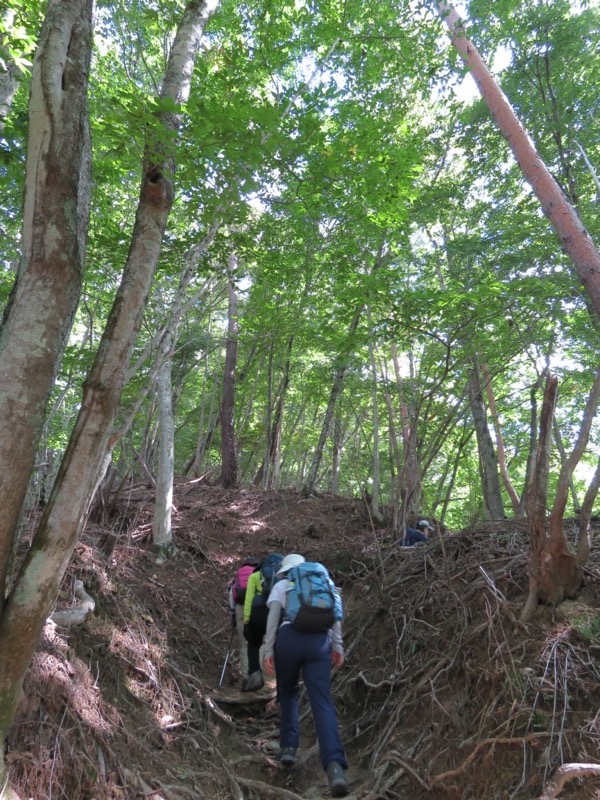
[243,623,252,642]
[331,650,344,669]
[264,656,275,676]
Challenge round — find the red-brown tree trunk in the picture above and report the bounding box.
[437,1,600,318]
[521,376,581,621]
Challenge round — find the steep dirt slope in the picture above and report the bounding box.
[7,483,600,800]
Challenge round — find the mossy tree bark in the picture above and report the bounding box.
[0,0,217,781]
[0,0,93,610]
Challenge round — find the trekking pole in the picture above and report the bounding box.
[218,626,236,687]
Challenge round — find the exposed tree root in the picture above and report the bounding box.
[538,762,600,799]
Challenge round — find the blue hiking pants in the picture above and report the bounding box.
[274,622,347,771]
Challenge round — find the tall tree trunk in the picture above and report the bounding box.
[437,1,600,318]
[188,342,221,478]
[254,336,294,489]
[553,419,581,512]
[481,362,520,516]
[329,412,343,495]
[576,455,600,567]
[220,252,239,489]
[467,361,505,520]
[392,345,421,531]
[0,0,93,609]
[547,366,600,570]
[303,310,362,495]
[439,424,473,526]
[303,244,386,496]
[152,358,176,560]
[379,358,402,493]
[519,372,547,516]
[261,340,275,489]
[0,42,22,130]
[521,375,582,621]
[0,0,215,773]
[367,311,383,523]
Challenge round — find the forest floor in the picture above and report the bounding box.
[7,482,600,800]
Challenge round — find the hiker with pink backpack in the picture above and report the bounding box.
[241,552,283,691]
[228,558,260,685]
[228,554,284,691]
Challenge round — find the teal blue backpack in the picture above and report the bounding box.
[285,562,343,633]
[251,552,283,610]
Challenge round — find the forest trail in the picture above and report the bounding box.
[8,483,600,800]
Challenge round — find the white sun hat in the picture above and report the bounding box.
[276,553,306,575]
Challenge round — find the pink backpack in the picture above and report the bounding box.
[232,560,259,605]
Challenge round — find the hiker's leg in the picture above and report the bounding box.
[257,609,268,676]
[274,624,302,750]
[247,641,261,674]
[235,605,249,676]
[302,633,347,771]
[246,611,264,675]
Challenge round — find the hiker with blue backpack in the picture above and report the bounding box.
[241,552,283,692]
[262,554,349,798]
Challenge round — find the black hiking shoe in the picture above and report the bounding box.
[326,762,349,797]
[278,747,296,767]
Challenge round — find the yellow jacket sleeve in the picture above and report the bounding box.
[243,570,262,623]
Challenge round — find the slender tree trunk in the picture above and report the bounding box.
[576,456,600,567]
[522,376,556,620]
[391,345,421,533]
[437,1,600,318]
[575,140,600,202]
[147,271,200,555]
[0,0,215,769]
[0,0,93,609]
[0,50,21,130]
[152,359,176,559]
[329,413,343,494]
[481,362,520,516]
[254,336,294,489]
[547,365,600,567]
[521,375,582,621]
[468,361,505,520]
[367,312,383,523]
[440,425,473,526]
[261,341,274,489]
[303,310,362,495]
[380,364,402,481]
[270,338,294,489]
[553,419,581,512]
[220,252,239,488]
[519,372,547,516]
[189,345,221,477]
[0,6,36,131]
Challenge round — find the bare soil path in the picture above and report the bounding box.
[8,484,600,800]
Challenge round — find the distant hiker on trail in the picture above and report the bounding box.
[398,519,433,547]
[241,552,283,692]
[262,554,349,798]
[228,558,260,686]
